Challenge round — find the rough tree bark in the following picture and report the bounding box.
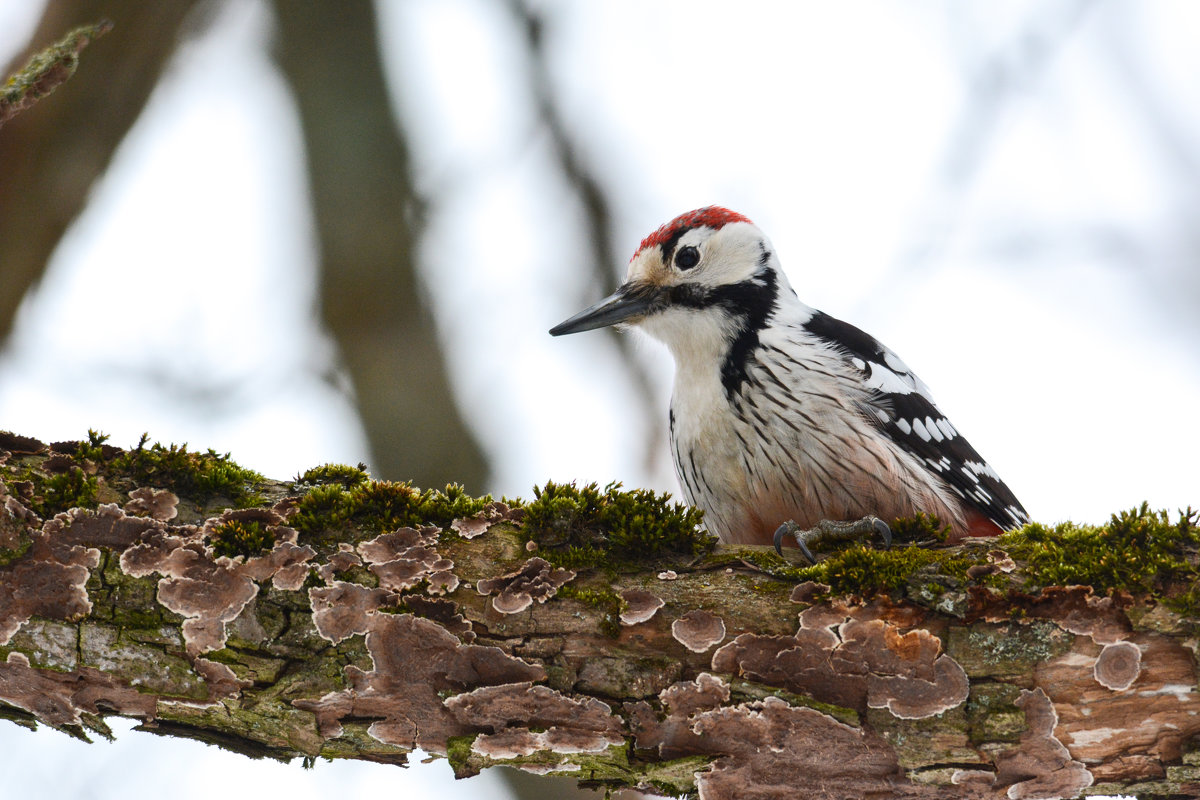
[1,431,1197,800]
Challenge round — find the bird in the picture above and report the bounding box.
[550,206,1028,559]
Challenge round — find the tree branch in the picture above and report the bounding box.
[0,20,112,129]
[1,431,1197,799]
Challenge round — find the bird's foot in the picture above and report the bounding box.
[773,516,892,563]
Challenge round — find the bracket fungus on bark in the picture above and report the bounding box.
[359,526,457,593]
[1092,640,1142,691]
[619,589,664,626]
[630,673,902,799]
[446,682,624,763]
[0,507,106,645]
[671,610,726,653]
[120,506,312,655]
[475,556,575,615]
[293,614,545,752]
[124,487,179,521]
[0,650,157,728]
[987,688,1095,800]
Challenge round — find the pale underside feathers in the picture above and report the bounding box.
[551,206,1029,545]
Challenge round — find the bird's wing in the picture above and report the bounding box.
[800,311,1029,530]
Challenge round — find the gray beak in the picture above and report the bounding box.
[549,285,658,336]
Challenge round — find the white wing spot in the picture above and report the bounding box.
[935,418,956,440]
[882,350,910,374]
[965,460,1002,482]
[925,416,944,442]
[911,417,931,442]
[895,418,912,435]
[863,362,915,395]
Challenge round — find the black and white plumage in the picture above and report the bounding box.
[551,206,1028,546]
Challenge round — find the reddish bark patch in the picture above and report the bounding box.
[713,610,968,719]
[968,585,1132,644]
[1038,634,1200,777]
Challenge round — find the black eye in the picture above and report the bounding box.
[674,245,700,270]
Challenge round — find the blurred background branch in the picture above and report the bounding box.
[270,0,486,490]
[0,18,111,128]
[507,0,663,478]
[0,0,203,342]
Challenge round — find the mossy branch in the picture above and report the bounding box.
[0,21,113,129]
[1,430,1198,799]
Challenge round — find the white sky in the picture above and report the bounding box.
[2,0,1197,797]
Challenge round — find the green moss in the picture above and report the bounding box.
[521,481,712,569]
[210,519,274,558]
[294,462,370,489]
[743,543,979,600]
[291,480,492,546]
[889,513,951,544]
[999,504,1200,609]
[110,434,264,507]
[445,735,476,777]
[30,465,98,517]
[557,584,622,637]
[817,545,979,596]
[75,429,112,462]
[1,430,109,518]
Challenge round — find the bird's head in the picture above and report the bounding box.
[550,207,785,352]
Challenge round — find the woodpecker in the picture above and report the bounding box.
[550,206,1028,557]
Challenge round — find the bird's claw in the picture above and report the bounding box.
[773,515,892,564]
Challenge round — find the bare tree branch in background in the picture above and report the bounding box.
[270,0,487,491]
[507,0,665,479]
[0,0,204,342]
[0,19,111,129]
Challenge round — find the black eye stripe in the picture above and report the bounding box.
[675,245,700,270]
